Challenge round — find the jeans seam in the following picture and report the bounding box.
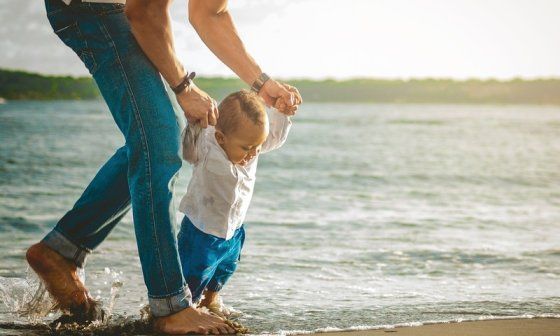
[110,196,132,220]
[96,19,171,301]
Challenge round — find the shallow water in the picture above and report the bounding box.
[0,101,559,335]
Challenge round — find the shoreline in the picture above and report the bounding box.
[298,318,560,336]
[0,317,559,335]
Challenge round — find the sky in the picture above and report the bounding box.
[1,0,559,80]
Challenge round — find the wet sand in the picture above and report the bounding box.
[308,318,560,336]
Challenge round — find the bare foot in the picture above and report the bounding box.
[26,242,102,322]
[153,306,236,335]
[200,291,227,319]
[199,292,248,334]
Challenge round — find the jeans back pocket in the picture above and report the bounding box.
[48,12,98,74]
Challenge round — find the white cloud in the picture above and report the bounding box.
[1,0,559,79]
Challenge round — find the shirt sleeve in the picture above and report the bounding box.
[181,124,205,164]
[260,109,292,154]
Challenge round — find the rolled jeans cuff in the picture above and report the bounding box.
[148,286,193,317]
[41,229,90,268]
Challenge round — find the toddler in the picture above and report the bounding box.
[177,90,293,317]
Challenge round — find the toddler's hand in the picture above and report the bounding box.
[259,79,301,116]
[274,97,296,116]
[274,97,288,113]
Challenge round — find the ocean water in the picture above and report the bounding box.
[0,101,559,334]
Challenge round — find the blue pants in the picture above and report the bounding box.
[178,216,245,303]
[41,0,189,317]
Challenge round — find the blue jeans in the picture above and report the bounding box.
[41,0,190,317]
[178,216,245,303]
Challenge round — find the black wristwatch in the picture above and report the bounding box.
[172,72,196,94]
[250,72,271,93]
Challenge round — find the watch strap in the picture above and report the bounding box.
[250,72,271,93]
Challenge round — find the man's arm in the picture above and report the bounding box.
[188,0,301,112]
[125,0,218,128]
[188,0,258,87]
[125,0,183,87]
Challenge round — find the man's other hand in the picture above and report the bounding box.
[263,81,302,115]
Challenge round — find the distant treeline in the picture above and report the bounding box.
[1,68,560,105]
[0,69,99,100]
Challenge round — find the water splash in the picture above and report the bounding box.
[99,267,123,317]
[0,268,55,322]
[0,267,125,324]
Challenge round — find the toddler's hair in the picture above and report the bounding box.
[217,90,266,134]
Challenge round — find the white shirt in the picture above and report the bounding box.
[178,111,292,240]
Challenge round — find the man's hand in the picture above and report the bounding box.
[175,84,219,128]
[261,80,302,116]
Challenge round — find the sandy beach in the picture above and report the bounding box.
[308,318,560,336]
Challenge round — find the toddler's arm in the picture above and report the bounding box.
[167,81,205,164]
[260,109,292,154]
[181,123,204,164]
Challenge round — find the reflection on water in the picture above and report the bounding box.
[1,102,559,334]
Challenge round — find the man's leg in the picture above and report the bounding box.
[31,1,233,333]
[42,146,130,259]
[27,145,130,320]
[27,1,133,321]
[90,9,186,316]
[35,0,186,312]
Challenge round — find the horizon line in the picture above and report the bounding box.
[2,67,560,82]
